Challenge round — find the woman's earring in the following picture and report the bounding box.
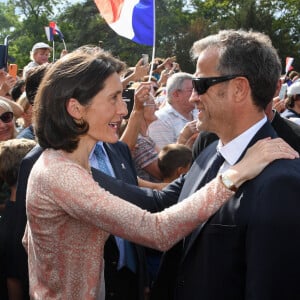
[74,117,84,126]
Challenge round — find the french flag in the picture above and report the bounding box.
[49,21,64,40]
[285,57,294,74]
[94,0,154,46]
[44,26,54,42]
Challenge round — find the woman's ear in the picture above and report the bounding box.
[66,98,83,119]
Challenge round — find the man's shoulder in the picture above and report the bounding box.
[272,112,300,152]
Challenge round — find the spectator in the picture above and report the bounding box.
[148,72,198,150]
[281,81,300,123]
[158,143,192,183]
[131,92,163,182]
[21,49,285,300]
[0,70,17,99]
[0,138,36,300]
[22,42,51,79]
[10,79,25,101]
[17,64,51,140]
[16,92,33,135]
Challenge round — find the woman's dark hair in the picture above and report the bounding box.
[34,50,125,152]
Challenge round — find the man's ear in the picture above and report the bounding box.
[66,98,83,119]
[233,76,250,103]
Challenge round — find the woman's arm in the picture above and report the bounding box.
[43,138,298,251]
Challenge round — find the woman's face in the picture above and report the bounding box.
[84,72,128,144]
[0,107,15,141]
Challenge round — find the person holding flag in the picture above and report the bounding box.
[22,42,52,79]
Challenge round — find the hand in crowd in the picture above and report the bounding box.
[157,69,169,87]
[0,70,17,97]
[134,58,150,79]
[272,96,286,113]
[160,56,176,70]
[133,82,153,112]
[177,120,199,148]
[60,49,68,58]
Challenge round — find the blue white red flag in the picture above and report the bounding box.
[94,0,154,46]
[49,21,64,40]
[44,26,54,42]
[285,57,294,74]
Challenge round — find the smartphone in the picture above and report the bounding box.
[0,45,8,70]
[122,88,135,119]
[278,83,288,100]
[142,54,149,65]
[8,64,18,78]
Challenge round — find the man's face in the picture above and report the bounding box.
[189,48,234,137]
[176,79,195,112]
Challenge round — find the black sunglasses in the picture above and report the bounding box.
[0,111,14,123]
[192,74,244,95]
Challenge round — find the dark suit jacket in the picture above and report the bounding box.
[13,142,178,300]
[152,121,300,300]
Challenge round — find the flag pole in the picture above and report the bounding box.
[148,0,156,82]
[52,40,55,62]
[62,39,67,51]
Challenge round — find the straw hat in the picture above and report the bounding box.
[0,96,24,118]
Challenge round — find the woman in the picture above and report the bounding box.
[131,92,163,182]
[23,51,298,300]
[0,99,22,213]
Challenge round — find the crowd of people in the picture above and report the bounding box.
[0,30,300,300]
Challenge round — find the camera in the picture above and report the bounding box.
[122,88,135,119]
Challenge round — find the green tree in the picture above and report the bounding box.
[189,0,300,71]
[1,0,299,73]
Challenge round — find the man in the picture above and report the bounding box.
[151,30,300,300]
[148,72,197,149]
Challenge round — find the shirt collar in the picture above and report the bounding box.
[218,115,267,167]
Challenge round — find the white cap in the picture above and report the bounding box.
[31,42,52,52]
[287,81,300,96]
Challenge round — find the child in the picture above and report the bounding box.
[158,143,192,183]
[22,42,51,79]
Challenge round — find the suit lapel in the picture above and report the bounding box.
[178,141,218,202]
[182,121,278,260]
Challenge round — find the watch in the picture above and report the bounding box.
[220,173,238,192]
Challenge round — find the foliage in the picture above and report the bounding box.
[0,0,299,73]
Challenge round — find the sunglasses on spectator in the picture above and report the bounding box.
[192,75,244,95]
[0,111,14,123]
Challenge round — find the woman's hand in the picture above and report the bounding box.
[225,138,299,189]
